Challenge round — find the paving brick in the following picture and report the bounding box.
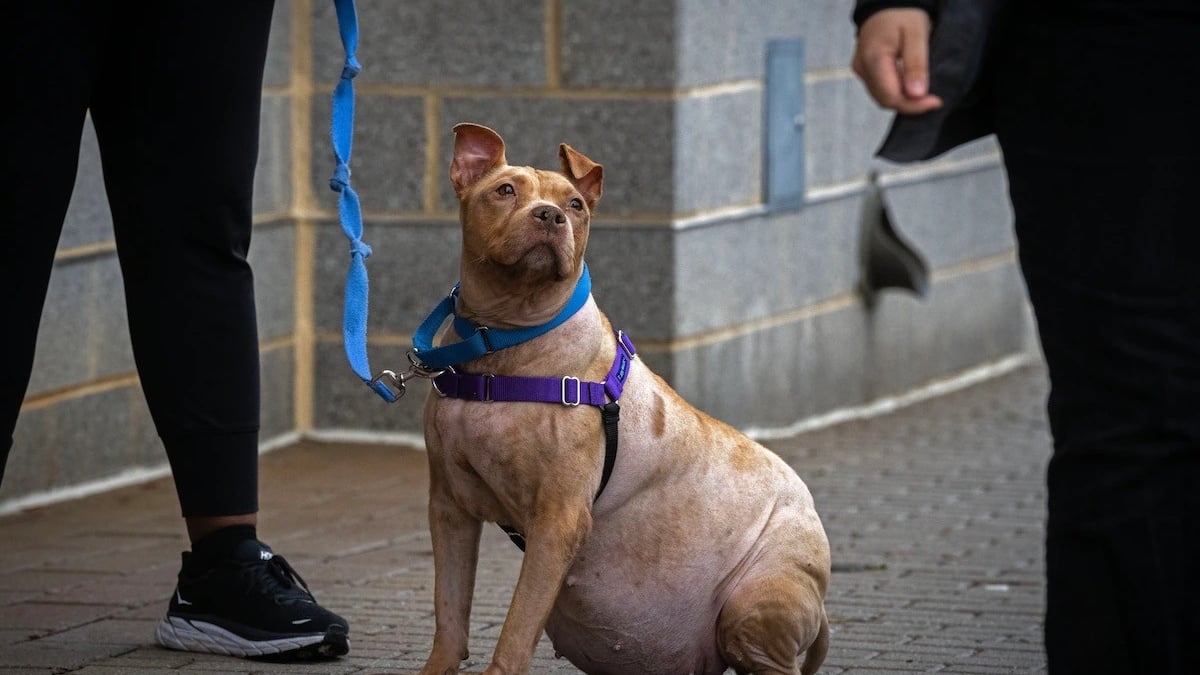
[0,641,136,671]
[36,618,150,646]
[0,602,121,633]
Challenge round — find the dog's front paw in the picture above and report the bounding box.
[418,661,461,675]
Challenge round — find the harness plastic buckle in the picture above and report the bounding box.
[561,376,581,406]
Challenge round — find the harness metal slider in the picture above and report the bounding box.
[478,326,494,354]
[482,373,495,402]
[617,330,636,358]
[561,376,581,406]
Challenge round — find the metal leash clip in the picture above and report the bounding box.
[370,352,446,403]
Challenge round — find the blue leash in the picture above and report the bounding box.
[328,0,397,402]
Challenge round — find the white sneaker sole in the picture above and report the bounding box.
[155,615,336,658]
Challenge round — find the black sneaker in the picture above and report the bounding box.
[155,539,350,660]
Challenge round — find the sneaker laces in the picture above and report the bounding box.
[239,553,315,604]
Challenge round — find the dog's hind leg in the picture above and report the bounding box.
[716,573,829,675]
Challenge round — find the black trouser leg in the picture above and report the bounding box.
[995,4,1200,672]
[1042,449,1199,673]
[0,3,104,484]
[88,1,275,516]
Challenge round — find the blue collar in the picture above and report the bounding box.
[410,263,592,370]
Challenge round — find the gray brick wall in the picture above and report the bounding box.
[1,0,1034,509]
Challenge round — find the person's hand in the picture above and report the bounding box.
[851,8,943,114]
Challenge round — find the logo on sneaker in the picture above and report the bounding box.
[175,590,193,606]
[260,550,273,561]
[292,618,312,625]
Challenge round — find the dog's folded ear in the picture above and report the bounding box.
[451,123,507,196]
[559,144,603,209]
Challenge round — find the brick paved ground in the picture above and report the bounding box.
[0,364,1051,674]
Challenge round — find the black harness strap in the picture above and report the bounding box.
[500,401,620,552]
[500,524,526,550]
[599,401,620,497]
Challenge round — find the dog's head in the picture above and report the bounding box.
[449,123,602,323]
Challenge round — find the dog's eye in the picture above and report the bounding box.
[569,198,584,210]
[496,184,515,196]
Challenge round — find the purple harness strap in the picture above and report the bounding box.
[432,330,636,406]
[432,330,637,552]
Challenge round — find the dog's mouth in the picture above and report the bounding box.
[514,240,572,280]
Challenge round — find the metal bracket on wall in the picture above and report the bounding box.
[764,38,806,212]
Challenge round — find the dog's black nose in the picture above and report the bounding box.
[533,205,567,227]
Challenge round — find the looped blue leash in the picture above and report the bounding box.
[329,0,397,402]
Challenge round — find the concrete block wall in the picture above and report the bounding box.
[1,0,1033,510]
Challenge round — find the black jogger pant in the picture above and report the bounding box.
[994,2,1200,673]
[0,1,275,517]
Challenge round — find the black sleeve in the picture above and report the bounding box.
[853,0,939,28]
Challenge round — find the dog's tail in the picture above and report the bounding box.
[800,609,829,675]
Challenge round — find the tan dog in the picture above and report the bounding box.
[418,123,830,675]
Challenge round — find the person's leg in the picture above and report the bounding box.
[90,4,265,525]
[0,2,103,484]
[994,4,1200,672]
[90,1,349,659]
[1041,446,1199,673]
